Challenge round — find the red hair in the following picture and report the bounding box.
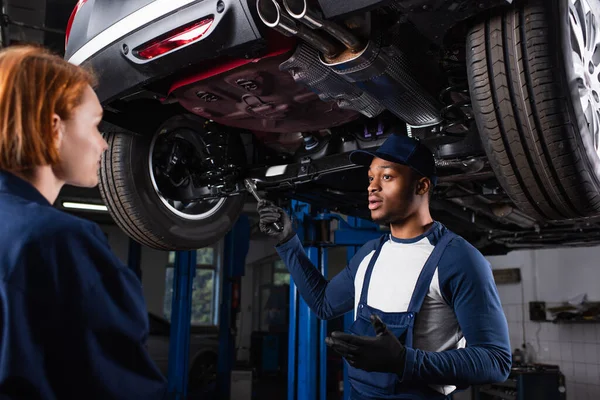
[0,45,96,171]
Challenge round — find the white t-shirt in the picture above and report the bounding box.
[353,236,466,395]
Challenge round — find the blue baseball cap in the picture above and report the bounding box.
[349,134,438,186]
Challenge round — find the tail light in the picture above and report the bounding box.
[65,0,88,50]
[134,17,214,60]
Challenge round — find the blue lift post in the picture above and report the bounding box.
[217,215,250,400]
[124,237,192,399]
[319,242,328,400]
[287,267,298,400]
[287,201,318,400]
[288,201,383,400]
[167,249,197,400]
[167,215,250,400]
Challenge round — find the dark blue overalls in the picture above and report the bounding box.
[347,229,457,400]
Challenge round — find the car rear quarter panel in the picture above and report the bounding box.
[65,0,157,60]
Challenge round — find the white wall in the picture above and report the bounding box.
[487,246,600,400]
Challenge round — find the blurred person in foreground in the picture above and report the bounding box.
[0,45,167,399]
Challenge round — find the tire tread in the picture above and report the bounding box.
[467,0,600,220]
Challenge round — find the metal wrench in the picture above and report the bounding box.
[243,178,283,232]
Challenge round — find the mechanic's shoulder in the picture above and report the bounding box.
[442,231,489,269]
[366,235,385,248]
[354,235,385,257]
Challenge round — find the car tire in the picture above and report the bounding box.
[98,115,246,250]
[188,352,217,391]
[466,0,600,221]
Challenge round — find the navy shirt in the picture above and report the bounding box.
[0,171,167,399]
[276,223,511,390]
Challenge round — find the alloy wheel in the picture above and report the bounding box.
[568,0,600,154]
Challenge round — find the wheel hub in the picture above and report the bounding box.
[149,127,230,221]
[569,0,600,154]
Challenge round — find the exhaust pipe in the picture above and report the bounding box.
[322,32,443,127]
[282,0,363,52]
[256,0,340,58]
[258,0,441,127]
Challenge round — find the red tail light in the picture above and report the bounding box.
[135,17,214,60]
[65,0,88,50]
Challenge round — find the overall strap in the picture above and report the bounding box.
[358,235,388,305]
[407,230,457,313]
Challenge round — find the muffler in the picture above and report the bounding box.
[321,32,442,127]
[256,0,340,58]
[258,0,442,127]
[282,0,362,52]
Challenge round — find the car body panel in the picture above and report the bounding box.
[65,0,157,60]
[147,312,219,377]
[67,0,264,104]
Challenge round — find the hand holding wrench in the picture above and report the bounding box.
[243,178,284,232]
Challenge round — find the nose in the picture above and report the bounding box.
[368,178,380,193]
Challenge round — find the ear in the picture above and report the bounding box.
[415,177,431,196]
[51,113,63,148]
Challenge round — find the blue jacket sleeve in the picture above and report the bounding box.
[402,238,512,386]
[276,235,378,320]
[51,221,168,399]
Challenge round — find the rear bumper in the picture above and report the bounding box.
[69,0,266,104]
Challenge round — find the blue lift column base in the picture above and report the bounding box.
[217,215,250,400]
[167,250,197,400]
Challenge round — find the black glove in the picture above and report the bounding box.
[325,314,407,376]
[256,200,295,244]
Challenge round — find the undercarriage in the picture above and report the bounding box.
[126,110,600,255]
[67,0,600,252]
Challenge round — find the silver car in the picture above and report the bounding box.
[146,312,219,391]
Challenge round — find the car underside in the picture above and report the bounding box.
[66,0,600,254]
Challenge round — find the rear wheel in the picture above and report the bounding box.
[188,352,217,391]
[99,115,246,250]
[467,0,600,221]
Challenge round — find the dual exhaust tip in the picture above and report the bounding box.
[256,0,362,58]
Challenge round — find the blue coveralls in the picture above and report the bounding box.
[0,171,167,399]
[348,231,456,400]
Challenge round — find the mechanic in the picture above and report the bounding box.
[0,45,167,399]
[257,133,512,399]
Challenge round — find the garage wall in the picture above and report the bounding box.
[487,247,600,400]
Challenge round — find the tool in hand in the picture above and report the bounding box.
[243,178,283,232]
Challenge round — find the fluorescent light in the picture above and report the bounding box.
[62,202,108,212]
